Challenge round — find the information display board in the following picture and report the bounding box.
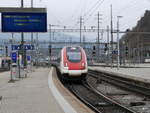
[2,12,47,32]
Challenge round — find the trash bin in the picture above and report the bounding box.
[11,63,18,80]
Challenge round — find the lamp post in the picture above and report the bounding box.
[31,0,34,67]
[49,24,51,64]
[117,16,123,70]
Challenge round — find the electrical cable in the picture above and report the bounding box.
[84,0,105,24]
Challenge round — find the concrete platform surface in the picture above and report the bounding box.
[89,66,150,84]
[0,68,64,113]
[92,63,150,68]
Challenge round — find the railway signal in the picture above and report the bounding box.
[104,43,108,52]
[49,45,51,55]
[5,46,8,57]
[92,45,96,56]
[125,46,128,56]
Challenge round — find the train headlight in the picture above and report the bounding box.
[81,62,85,68]
[64,62,68,67]
[64,62,69,70]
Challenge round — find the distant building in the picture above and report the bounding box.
[120,10,150,63]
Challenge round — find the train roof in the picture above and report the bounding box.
[63,46,83,50]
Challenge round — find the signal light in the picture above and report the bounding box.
[125,46,128,55]
[49,48,51,55]
[93,45,96,50]
[92,51,96,56]
[104,43,108,52]
[92,45,96,56]
[49,45,51,55]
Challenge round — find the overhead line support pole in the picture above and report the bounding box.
[97,12,100,62]
[20,0,26,75]
[31,0,33,8]
[117,17,120,70]
[110,4,114,67]
[49,24,51,64]
[31,0,34,66]
[36,33,39,66]
[117,16,123,70]
[107,25,110,66]
[80,16,83,46]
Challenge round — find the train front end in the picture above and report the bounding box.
[60,46,88,80]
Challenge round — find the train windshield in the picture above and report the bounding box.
[66,47,82,62]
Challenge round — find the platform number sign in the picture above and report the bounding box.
[27,56,31,61]
[11,52,17,62]
[27,56,31,63]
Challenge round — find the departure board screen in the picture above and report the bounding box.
[2,12,47,32]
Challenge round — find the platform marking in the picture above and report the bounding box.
[48,68,77,113]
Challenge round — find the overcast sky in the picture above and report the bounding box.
[0,0,150,41]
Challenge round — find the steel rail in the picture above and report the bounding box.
[88,70,150,97]
[67,84,101,113]
[84,82,136,113]
[65,82,135,113]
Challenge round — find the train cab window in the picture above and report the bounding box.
[66,47,82,62]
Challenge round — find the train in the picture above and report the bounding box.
[0,57,11,70]
[58,46,88,80]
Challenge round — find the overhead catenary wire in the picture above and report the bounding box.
[72,0,105,29]
[69,0,101,28]
[48,9,64,26]
[70,0,104,28]
[118,1,150,31]
[102,0,150,31]
[83,0,103,17]
[66,0,83,22]
[102,0,137,24]
[84,0,105,23]
[47,0,150,42]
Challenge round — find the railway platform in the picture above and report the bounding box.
[89,63,150,84]
[0,67,93,113]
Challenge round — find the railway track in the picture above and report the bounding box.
[88,70,150,97]
[55,66,150,113]
[87,69,150,113]
[65,81,136,113]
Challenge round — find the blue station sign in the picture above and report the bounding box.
[12,45,34,50]
[27,56,31,61]
[112,50,118,54]
[24,45,35,50]
[2,12,47,32]
[11,45,20,50]
[11,52,17,62]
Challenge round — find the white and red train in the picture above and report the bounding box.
[59,46,88,80]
